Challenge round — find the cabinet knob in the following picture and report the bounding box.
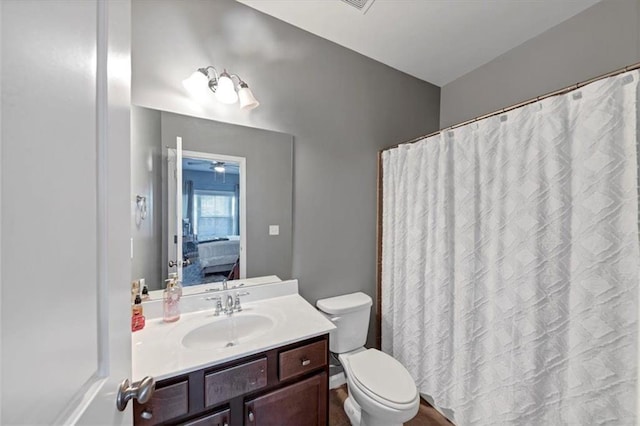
[140,409,153,420]
[248,410,255,422]
[301,358,311,366]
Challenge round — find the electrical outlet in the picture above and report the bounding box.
[269,225,279,236]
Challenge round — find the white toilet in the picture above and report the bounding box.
[317,292,419,426]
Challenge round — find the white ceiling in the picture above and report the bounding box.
[237,0,601,86]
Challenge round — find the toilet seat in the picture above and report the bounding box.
[343,349,418,409]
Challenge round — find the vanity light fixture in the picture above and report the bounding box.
[182,66,260,110]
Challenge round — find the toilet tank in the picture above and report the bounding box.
[316,292,373,354]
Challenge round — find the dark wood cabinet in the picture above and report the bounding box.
[133,334,329,426]
[244,373,327,426]
[205,357,268,408]
[133,381,189,426]
[182,408,230,426]
[279,339,327,382]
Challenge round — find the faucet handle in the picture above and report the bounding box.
[234,292,250,312]
[205,296,223,315]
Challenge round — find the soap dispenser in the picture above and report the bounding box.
[163,273,182,323]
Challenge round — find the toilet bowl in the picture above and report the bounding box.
[339,349,419,426]
[316,292,419,426]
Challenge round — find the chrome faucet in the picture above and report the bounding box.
[205,291,250,316]
[225,294,234,314]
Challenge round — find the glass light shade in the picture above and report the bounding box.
[215,75,238,104]
[214,165,225,172]
[182,70,208,94]
[238,86,260,110]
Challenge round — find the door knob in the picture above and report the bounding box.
[116,376,155,411]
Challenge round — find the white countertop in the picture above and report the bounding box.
[132,292,335,382]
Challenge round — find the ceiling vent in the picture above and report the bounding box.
[340,0,376,14]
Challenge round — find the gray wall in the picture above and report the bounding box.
[132,0,441,346]
[440,0,640,128]
[161,110,294,282]
[131,106,162,289]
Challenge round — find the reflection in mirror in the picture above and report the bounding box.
[131,106,293,292]
[181,152,245,286]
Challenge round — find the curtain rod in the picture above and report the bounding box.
[383,60,640,152]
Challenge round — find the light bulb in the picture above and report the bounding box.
[215,72,238,104]
[182,69,208,94]
[214,164,225,173]
[238,85,259,110]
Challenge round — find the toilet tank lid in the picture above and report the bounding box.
[316,292,372,315]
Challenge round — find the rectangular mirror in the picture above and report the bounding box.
[131,106,293,291]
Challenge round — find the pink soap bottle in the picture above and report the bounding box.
[163,273,181,323]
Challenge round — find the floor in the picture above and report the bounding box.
[329,385,453,426]
[182,256,228,286]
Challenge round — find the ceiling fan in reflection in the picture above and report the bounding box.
[186,160,226,173]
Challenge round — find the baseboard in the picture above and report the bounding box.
[329,372,346,389]
[420,392,456,424]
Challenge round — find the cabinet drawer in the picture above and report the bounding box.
[279,339,327,381]
[182,408,230,426]
[205,357,267,407]
[134,380,188,425]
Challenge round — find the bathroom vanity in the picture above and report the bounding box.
[133,280,335,425]
[134,335,328,425]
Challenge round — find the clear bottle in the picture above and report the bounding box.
[140,278,150,301]
[141,285,150,301]
[163,273,181,322]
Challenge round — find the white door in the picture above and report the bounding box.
[176,138,184,281]
[1,1,136,424]
[166,138,184,282]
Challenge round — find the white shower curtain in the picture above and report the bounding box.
[381,70,639,425]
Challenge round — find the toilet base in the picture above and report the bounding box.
[343,395,405,426]
[344,396,362,425]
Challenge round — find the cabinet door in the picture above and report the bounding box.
[244,373,327,426]
[182,408,231,426]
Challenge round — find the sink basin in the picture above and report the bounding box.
[182,313,275,350]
